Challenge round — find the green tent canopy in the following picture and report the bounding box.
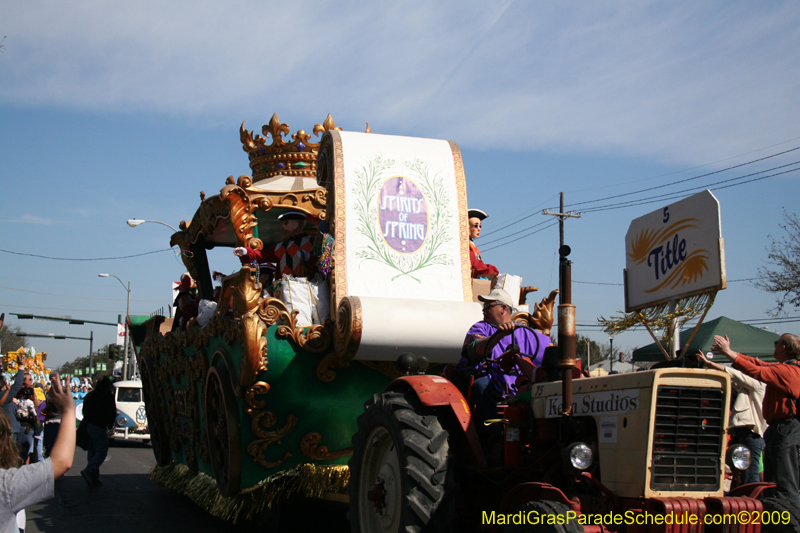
[632,316,780,362]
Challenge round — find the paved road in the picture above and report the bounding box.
[25,441,350,532]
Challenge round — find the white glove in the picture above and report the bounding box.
[233,247,247,257]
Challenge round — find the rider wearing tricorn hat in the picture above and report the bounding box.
[468,208,499,280]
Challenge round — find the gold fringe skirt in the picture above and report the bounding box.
[150,462,350,524]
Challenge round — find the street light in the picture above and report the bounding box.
[127,219,179,232]
[99,273,131,380]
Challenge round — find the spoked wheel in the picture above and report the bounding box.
[348,390,456,533]
[140,355,171,466]
[204,364,241,497]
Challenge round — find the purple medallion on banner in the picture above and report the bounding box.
[378,176,428,253]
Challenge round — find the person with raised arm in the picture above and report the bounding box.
[0,373,76,532]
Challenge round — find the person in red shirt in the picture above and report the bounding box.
[468,209,499,280]
[712,333,800,508]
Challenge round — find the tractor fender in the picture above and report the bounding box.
[499,483,581,516]
[388,375,487,467]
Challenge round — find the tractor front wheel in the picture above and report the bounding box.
[505,500,583,533]
[348,390,456,533]
[761,497,800,533]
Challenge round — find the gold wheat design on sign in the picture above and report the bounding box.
[627,218,700,264]
[643,249,710,293]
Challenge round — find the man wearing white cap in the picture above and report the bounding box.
[456,288,549,436]
[468,208,499,279]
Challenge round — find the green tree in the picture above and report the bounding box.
[756,210,800,314]
[548,334,606,364]
[576,335,604,363]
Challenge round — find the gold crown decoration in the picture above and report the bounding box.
[240,113,342,181]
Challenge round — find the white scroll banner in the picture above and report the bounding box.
[334,131,471,303]
[354,296,484,363]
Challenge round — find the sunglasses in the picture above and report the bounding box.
[775,340,784,347]
[483,302,502,311]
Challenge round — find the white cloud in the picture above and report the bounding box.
[2,1,799,165]
[18,214,56,225]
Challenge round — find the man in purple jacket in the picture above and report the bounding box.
[456,289,549,436]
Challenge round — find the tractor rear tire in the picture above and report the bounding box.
[348,390,457,533]
[505,500,583,533]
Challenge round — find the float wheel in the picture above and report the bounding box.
[140,355,172,466]
[204,364,242,497]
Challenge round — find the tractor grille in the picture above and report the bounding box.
[650,386,725,491]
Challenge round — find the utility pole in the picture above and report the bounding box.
[543,192,582,415]
[609,336,614,373]
[89,331,93,378]
[543,192,582,297]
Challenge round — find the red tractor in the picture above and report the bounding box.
[347,346,800,533]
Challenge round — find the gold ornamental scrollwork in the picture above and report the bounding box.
[299,432,353,461]
[232,268,267,392]
[316,296,362,382]
[512,290,558,336]
[257,298,333,354]
[244,381,297,469]
[302,189,328,221]
[530,289,559,336]
[177,192,232,250]
[239,188,327,223]
[222,179,262,251]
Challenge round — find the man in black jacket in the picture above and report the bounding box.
[80,377,116,487]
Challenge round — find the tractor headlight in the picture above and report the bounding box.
[730,445,751,471]
[568,442,593,470]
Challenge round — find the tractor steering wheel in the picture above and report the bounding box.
[483,324,541,373]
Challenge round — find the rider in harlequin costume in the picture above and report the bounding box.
[468,208,499,280]
[233,211,317,282]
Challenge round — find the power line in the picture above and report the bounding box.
[1,304,128,314]
[579,160,800,212]
[0,248,173,261]
[573,277,760,287]
[564,136,800,194]
[579,164,800,214]
[563,146,800,209]
[0,285,168,303]
[481,149,797,247]
[479,219,553,247]
[481,144,800,249]
[480,194,560,238]
[480,220,559,252]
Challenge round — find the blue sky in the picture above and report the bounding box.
[2,1,800,368]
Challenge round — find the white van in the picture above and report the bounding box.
[112,380,150,442]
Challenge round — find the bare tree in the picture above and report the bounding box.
[756,210,800,315]
[0,323,28,354]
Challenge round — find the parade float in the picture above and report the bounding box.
[130,114,557,523]
[3,346,50,385]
